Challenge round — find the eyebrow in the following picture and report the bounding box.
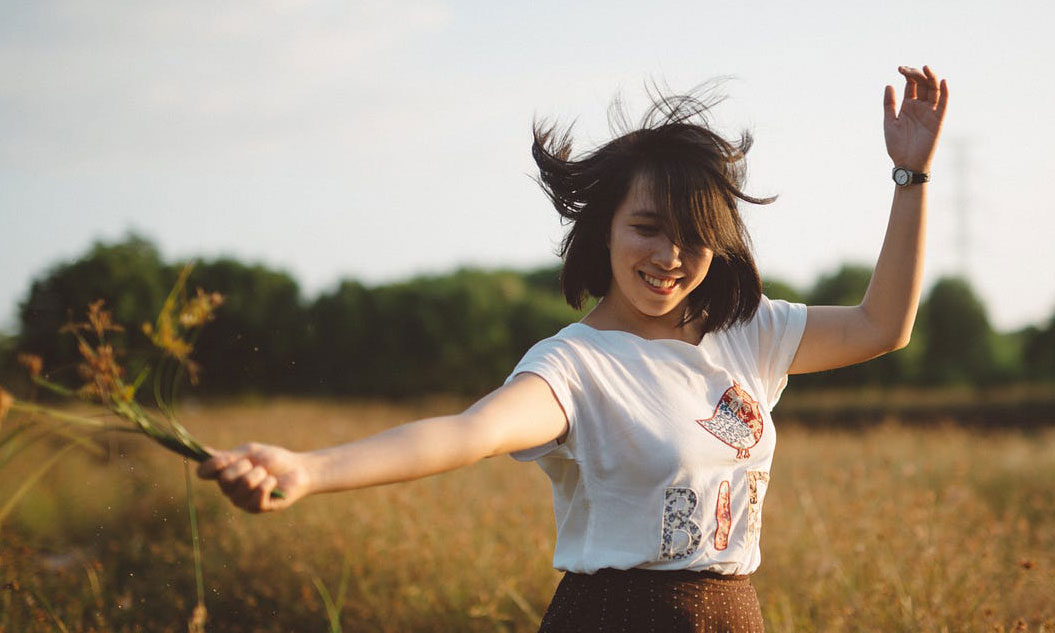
[629,210,660,219]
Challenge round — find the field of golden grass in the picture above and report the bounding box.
[2,398,1053,632]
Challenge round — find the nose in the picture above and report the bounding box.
[650,237,682,270]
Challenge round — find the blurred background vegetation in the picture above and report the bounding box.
[2,237,1052,631]
[3,234,1053,411]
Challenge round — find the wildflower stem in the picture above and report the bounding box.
[311,574,344,633]
[167,325,204,415]
[26,585,70,633]
[12,401,118,429]
[184,460,206,612]
[30,376,78,398]
[152,354,170,420]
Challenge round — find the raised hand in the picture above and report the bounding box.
[884,65,949,172]
[198,443,312,513]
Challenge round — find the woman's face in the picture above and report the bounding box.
[605,175,714,323]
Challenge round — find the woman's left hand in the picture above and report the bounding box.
[884,65,949,172]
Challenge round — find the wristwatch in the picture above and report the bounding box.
[892,167,930,186]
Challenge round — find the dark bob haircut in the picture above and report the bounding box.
[532,83,776,333]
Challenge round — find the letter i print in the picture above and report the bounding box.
[714,480,731,550]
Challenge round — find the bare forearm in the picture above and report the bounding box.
[199,376,567,513]
[861,183,927,349]
[304,414,491,495]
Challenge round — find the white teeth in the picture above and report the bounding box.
[641,272,677,289]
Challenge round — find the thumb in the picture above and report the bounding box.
[883,85,897,122]
[197,448,238,479]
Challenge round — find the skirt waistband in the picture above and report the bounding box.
[578,567,751,584]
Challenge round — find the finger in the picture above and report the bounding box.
[922,65,940,105]
[231,465,270,509]
[198,451,236,479]
[883,85,897,122]
[237,475,278,514]
[936,78,950,117]
[238,465,269,494]
[233,443,260,459]
[218,458,254,493]
[257,476,280,512]
[899,66,918,100]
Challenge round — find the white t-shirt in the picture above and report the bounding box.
[505,296,807,575]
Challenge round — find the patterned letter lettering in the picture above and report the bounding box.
[660,487,702,560]
[714,480,732,550]
[746,471,770,549]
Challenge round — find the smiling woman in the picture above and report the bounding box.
[532,88,774,343]
[199,66,948,632]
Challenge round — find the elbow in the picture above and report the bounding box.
[888,335,910,353]
[456,412,503,464]
[882,327,913,353]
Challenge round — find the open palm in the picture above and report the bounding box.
[884,65,949,172]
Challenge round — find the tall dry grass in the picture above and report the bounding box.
[2,398,1052,632]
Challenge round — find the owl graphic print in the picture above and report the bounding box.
[695,382,764,460]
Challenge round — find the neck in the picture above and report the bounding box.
[581,296,703,344]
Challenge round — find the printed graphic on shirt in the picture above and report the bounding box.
[660,487,702,560]
[695,382,763,459]
[746,470,770,549]
[714,480,732,550]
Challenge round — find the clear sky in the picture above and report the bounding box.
[2,0,1053,333]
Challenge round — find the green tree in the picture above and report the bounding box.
[920,277,996,384]
[1022,309,1055,379]
[761,278,805,304]
[16,235,169,385]
[305,280,375,395]
[187,259,308,394]
[304,267,581,397]
[797,263,913,387]
[522,263,563,296]
[359,268,578,396]
[806,264,872,306]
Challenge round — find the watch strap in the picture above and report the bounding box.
[892,166,930,186]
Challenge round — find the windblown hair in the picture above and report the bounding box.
[532,83,775,333]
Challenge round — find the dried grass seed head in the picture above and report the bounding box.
[0,386,13,425]
[16,353,43,378]
[86,299,124,339]
[179,288,224,328]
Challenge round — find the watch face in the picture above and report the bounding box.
[894,168,910,185]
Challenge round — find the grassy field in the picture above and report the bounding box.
[2,398,1053,632]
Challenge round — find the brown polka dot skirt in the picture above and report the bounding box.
[537,568,765,633]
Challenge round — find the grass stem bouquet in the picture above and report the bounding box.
[0,263,232,631]
[0,263,219,471]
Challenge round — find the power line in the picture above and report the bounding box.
[953,138,971,281]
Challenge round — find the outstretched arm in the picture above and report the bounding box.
[197,373,568,513]
[789,65,949,375]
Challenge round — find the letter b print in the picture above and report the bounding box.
[660,487,702,560]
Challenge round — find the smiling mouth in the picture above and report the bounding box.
[639,271,679,290]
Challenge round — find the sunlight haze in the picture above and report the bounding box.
[2,0,1052,332]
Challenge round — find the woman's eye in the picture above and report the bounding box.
[632,224,660,236]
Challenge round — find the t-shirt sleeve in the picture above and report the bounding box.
[503,336,580,462]
[748,295,807,409]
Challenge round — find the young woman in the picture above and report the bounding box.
[199,65,948,632]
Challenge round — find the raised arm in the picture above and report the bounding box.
[788,65,949,375]
[197,373,568,513]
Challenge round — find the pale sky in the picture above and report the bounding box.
[2,0,1053,333]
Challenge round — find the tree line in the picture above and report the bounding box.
[2,235,1053,398]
